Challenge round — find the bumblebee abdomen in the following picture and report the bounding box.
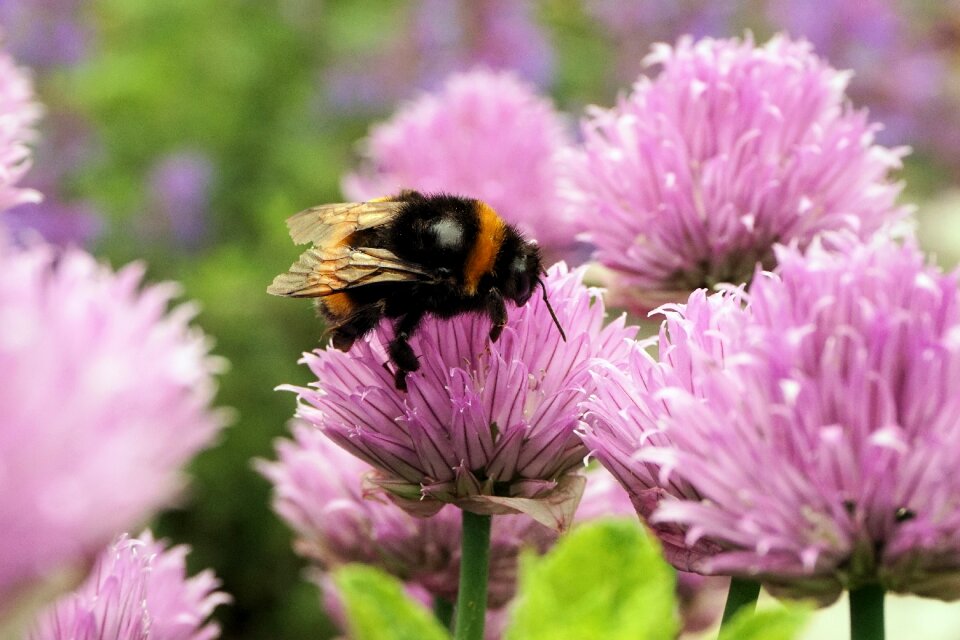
[317,291,356,322]
[462,201,507,295]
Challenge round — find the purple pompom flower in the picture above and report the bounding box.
[0,47,39,215]
[28,532,229,640]
[561,34,909,311]
[343,69,579,261]
[583,237,960,602]
[258,423,556,609]
[0,240,227,609]
[286,264,636,529]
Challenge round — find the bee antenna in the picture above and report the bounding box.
[537,278,567,342]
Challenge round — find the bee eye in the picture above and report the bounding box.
[503,246,540,305]
[510,272,533,305]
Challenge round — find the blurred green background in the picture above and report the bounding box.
[10,1,960,637]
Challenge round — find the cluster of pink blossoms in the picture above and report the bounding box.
[0,39,227,637]
[268,31,960,634]
[583,239,960,603]
[4,15,957,637]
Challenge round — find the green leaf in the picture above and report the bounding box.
[718,604,811,640]
[506,518,679,640]
[333,565,451,640]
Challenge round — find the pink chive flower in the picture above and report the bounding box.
[0,240,227,609]
[287,264,636,529]
[561,34,909,311]
[0,46,40,215]
[258,423,557,609]
[28,532,229,640]
[342,69,580,260]
[582,238,960,603]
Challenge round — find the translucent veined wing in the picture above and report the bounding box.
[267,244,434,298]
[284,200,403,246]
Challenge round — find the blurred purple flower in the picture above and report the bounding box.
[0,47,39,215]
[28,532,229,640]
[143,150,215,250]
[286,264,636,529]
[1,90,104,247]
[344,69,579,260]
[585,0,729,38]
[0,239,228,610]
[0,0,90,69]
[412,0,553,89]
[583,0,733,85]
[258,423,556,609]
[3,199,102,246]
[323,0,552,113]
[582,238,960,603]
[0,7,103,248]
[765,0,948,149]
[572,466,634,524]
[561,34,910,311]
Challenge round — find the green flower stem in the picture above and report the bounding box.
[454,511,492,640]
[720,577,761,628]
[849,584,885,640]
[434,596,454,631]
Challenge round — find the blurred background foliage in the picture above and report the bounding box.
[6,0,960,637]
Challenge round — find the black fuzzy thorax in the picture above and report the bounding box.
[347,191,517,317]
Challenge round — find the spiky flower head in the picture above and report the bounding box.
[343,69,579,259]
[0,241,227,607]
[28,532,229,640]
[583,237,960,603]
[259,423,557,608]
[561,34,909,310]
[287,264,636,529]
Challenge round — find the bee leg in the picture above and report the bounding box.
[327,305,383,352]
[388,311,424,390]
[486,288,507,342]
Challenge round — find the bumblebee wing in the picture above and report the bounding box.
[267,245,434,298]
[285,200,404,246]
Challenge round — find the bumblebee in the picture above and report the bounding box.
[268,190,565,389]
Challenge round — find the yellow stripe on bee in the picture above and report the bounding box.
[321,292,354,319]
[368,195,394,202]
[464,201,506,295]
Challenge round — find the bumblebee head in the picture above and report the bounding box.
[503,243,541,306]
[503,241,567,342]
